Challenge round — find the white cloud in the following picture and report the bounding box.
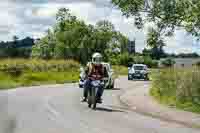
[0,0,199,54]
[34,8,57,18]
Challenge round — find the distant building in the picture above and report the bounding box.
[174,58,200,67]
[128,39,136,54]
[0,37,36,49]
[18,37,35,48]
[159,58,200,68]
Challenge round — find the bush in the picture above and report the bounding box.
[133,56,144,64]
[107,53,158,68]
[161,58,176,67]
[144,56,158,68]
[119,53,130,66]
[109,53,134,67]
[196,61,200,66]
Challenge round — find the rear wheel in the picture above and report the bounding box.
[88,102,91,108]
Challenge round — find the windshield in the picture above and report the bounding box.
[134,66,145,70]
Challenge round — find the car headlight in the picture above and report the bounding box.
[129,69,135,74]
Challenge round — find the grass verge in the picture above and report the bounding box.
[150,68,200,114]
[0,59,80,90]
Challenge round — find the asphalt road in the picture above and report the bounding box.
[0,77,199,133]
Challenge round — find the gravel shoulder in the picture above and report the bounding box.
[118,77,200,128]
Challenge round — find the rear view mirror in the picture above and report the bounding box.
[80,67,84,72]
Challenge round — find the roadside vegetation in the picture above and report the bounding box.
[112,65,128,76]
[0,59,80,89]
[0,58,129,89]
[150,67,200,114]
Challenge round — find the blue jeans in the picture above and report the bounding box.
[83,79,104,99]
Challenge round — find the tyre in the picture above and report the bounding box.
[87,90,92,108]
[110,82,114,89]
[79,84,82,88]
[92,88,97,109]
[128,77,131,80]
[88,98,92,108]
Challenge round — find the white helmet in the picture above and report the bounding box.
[92,52,103,65]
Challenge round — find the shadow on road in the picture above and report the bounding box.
[95,107,126,113]
[105,88,121,91]
[0,117,16,133]
[129,79,151,82]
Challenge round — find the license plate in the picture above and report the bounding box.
[92,80,100,86]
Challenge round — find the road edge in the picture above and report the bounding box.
[118,84,200,129]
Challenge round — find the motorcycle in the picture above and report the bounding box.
[87,80,104,109]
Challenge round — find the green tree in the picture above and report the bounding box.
[142,48,151,56]
[32,29,56,59]
[161,58,176,67]
[112,0,200,39]
[32,8,129,64]
[96,20,115,32]
[147,27,165,59]
[56,8,77,31]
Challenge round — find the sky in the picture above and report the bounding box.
[0,0,200,54]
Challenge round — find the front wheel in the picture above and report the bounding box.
[88,97,92,108]
[87,90,92,108]
[92,88,97,109]
[110,83,114,89]
[79,84,83,88]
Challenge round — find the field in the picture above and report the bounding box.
[150,67,200,114]
[0,59,80,89]
[0,59,129,90]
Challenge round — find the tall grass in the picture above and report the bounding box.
[0,59,79,73]
[0,59,80,89]
[151,67,200,113]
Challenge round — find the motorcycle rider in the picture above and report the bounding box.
[82,52,105,103]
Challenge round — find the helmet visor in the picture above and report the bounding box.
[93,57,102,64]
